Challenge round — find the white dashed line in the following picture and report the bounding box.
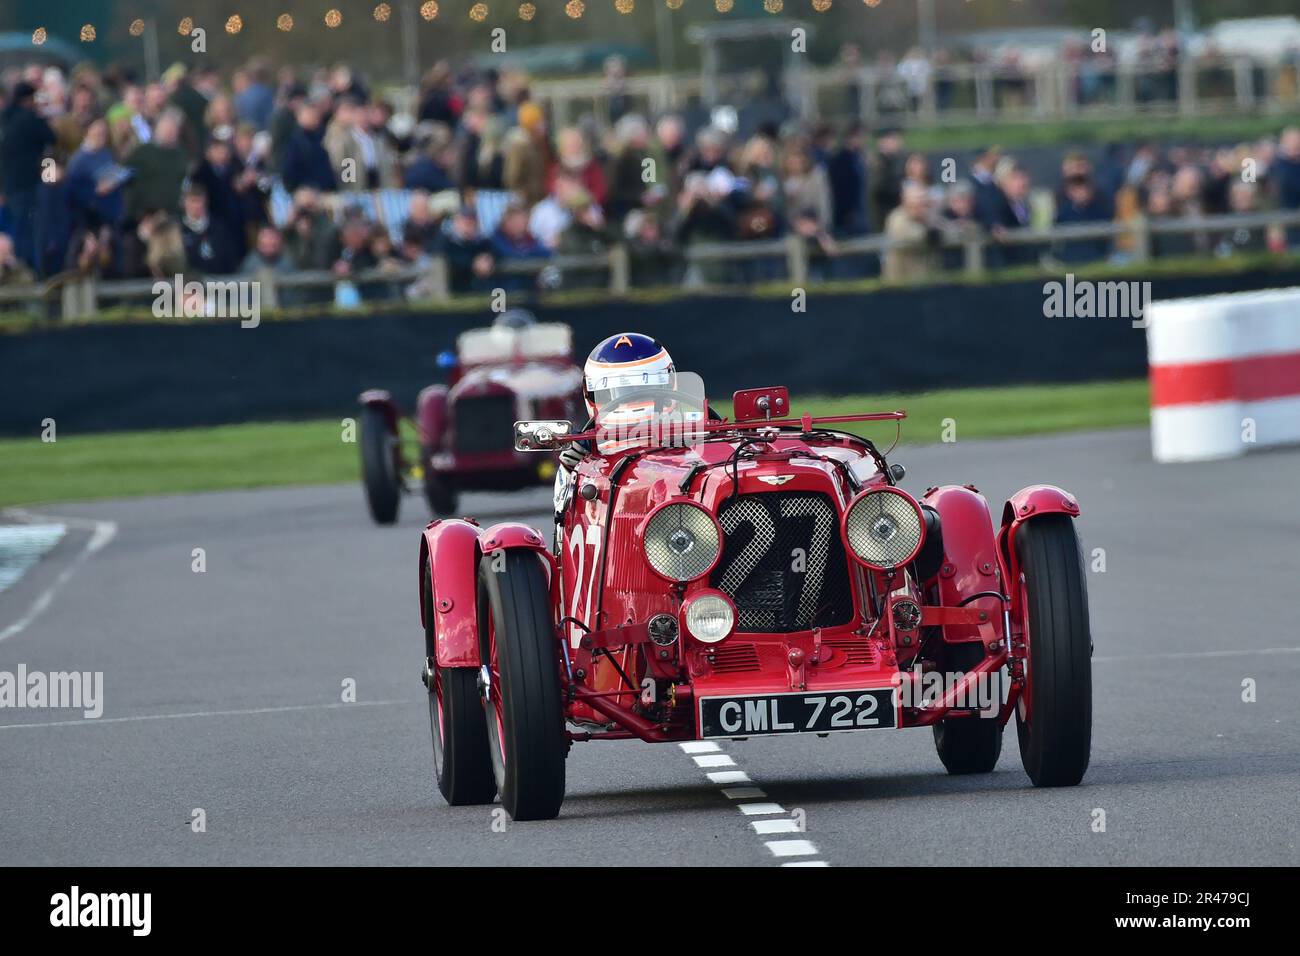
[692,754,736,768]
[705,770,751,785]
[765,839,819,858]
[752,818,802,835]
[679,741,721,754]
[681,742,831,867]
[738,802,786,815]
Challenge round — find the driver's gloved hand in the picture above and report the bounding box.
[559,445,586,472]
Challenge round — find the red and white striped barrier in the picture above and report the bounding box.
[1146,287,1300,462]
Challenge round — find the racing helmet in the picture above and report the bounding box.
[583,333,675,420]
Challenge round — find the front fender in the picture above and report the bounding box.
[359,389,402,434]
[419,519,482,667]
[997,484,1081,587]
[921,485,1004,644]
[479,522,556,590]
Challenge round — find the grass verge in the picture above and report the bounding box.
[0,379,1149,507]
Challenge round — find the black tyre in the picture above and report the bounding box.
[1014,514,1092,787]
[360,405,400,525]
[477,550,566,820]
[424,571,495,805]
[932,641,1003,774]
[422,456,459,517]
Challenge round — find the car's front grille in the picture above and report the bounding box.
[453,393,517,453]
[710,492,855,633]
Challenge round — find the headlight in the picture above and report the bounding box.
[843,487,925,570]
[683,591,736,644]
[641,501,721,582]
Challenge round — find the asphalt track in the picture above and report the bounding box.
[2,428,1297,866]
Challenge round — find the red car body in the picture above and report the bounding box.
[358,322,583,523]
[418,386,1093,820]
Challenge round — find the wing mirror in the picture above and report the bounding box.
[732,386,789,422]
[514,420,573,452]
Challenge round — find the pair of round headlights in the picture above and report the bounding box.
[639,489,925,640]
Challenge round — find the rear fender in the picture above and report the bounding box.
[419,518,482,667]
[416,385,448,450]
[997,484,1082,591]
[920,485,1004,644]
[359,389,401,434]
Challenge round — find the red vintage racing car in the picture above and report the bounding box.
[359,314,583,523]
[417,374,1092,820]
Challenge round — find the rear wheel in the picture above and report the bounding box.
[1014,514,1092,787]
[477,550,566,820]
[932,641,1003,774]
[424,571,495,805]
[360,405,400,525]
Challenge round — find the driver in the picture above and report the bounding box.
[559,332,676,470]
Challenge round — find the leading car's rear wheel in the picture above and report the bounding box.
[932,641,1003,774]
[424,571,495,805]
[477,550,566,820]
[1014,514,1092,787]
[360,405,400,525]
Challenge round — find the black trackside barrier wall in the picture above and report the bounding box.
[4,268,1298,436]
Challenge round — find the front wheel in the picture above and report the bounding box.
[422,456,459,517]
[360,405,400,525]
[477,550,566,820]
[424,571,495,805]
[1014,514,1092,787]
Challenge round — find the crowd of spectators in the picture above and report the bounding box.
[3,48,1300,304]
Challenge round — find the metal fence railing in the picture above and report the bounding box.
[532,57,1300,131]
[3,209,1300,322]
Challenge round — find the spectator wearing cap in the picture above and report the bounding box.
[268,83,309,173]
[0,81,55,269]
[883,182,941,282]
[440,204,495,294]
[125,110,189,221]
[868,128,905,232]
[1054,174,1112,264]
[827,123,870,237]
[190,130,250,263]
[504,100,551,208]
[180,182,242,275]
[280,102,337,193]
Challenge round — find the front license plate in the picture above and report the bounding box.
[698,688,898,738]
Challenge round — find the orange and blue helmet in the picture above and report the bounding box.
[583,333,675,419]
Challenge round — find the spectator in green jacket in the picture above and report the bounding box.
[124,110,189,222]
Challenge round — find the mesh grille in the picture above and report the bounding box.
[643,504,720,581]
[710,492,854,633]
[454,394,517,453]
